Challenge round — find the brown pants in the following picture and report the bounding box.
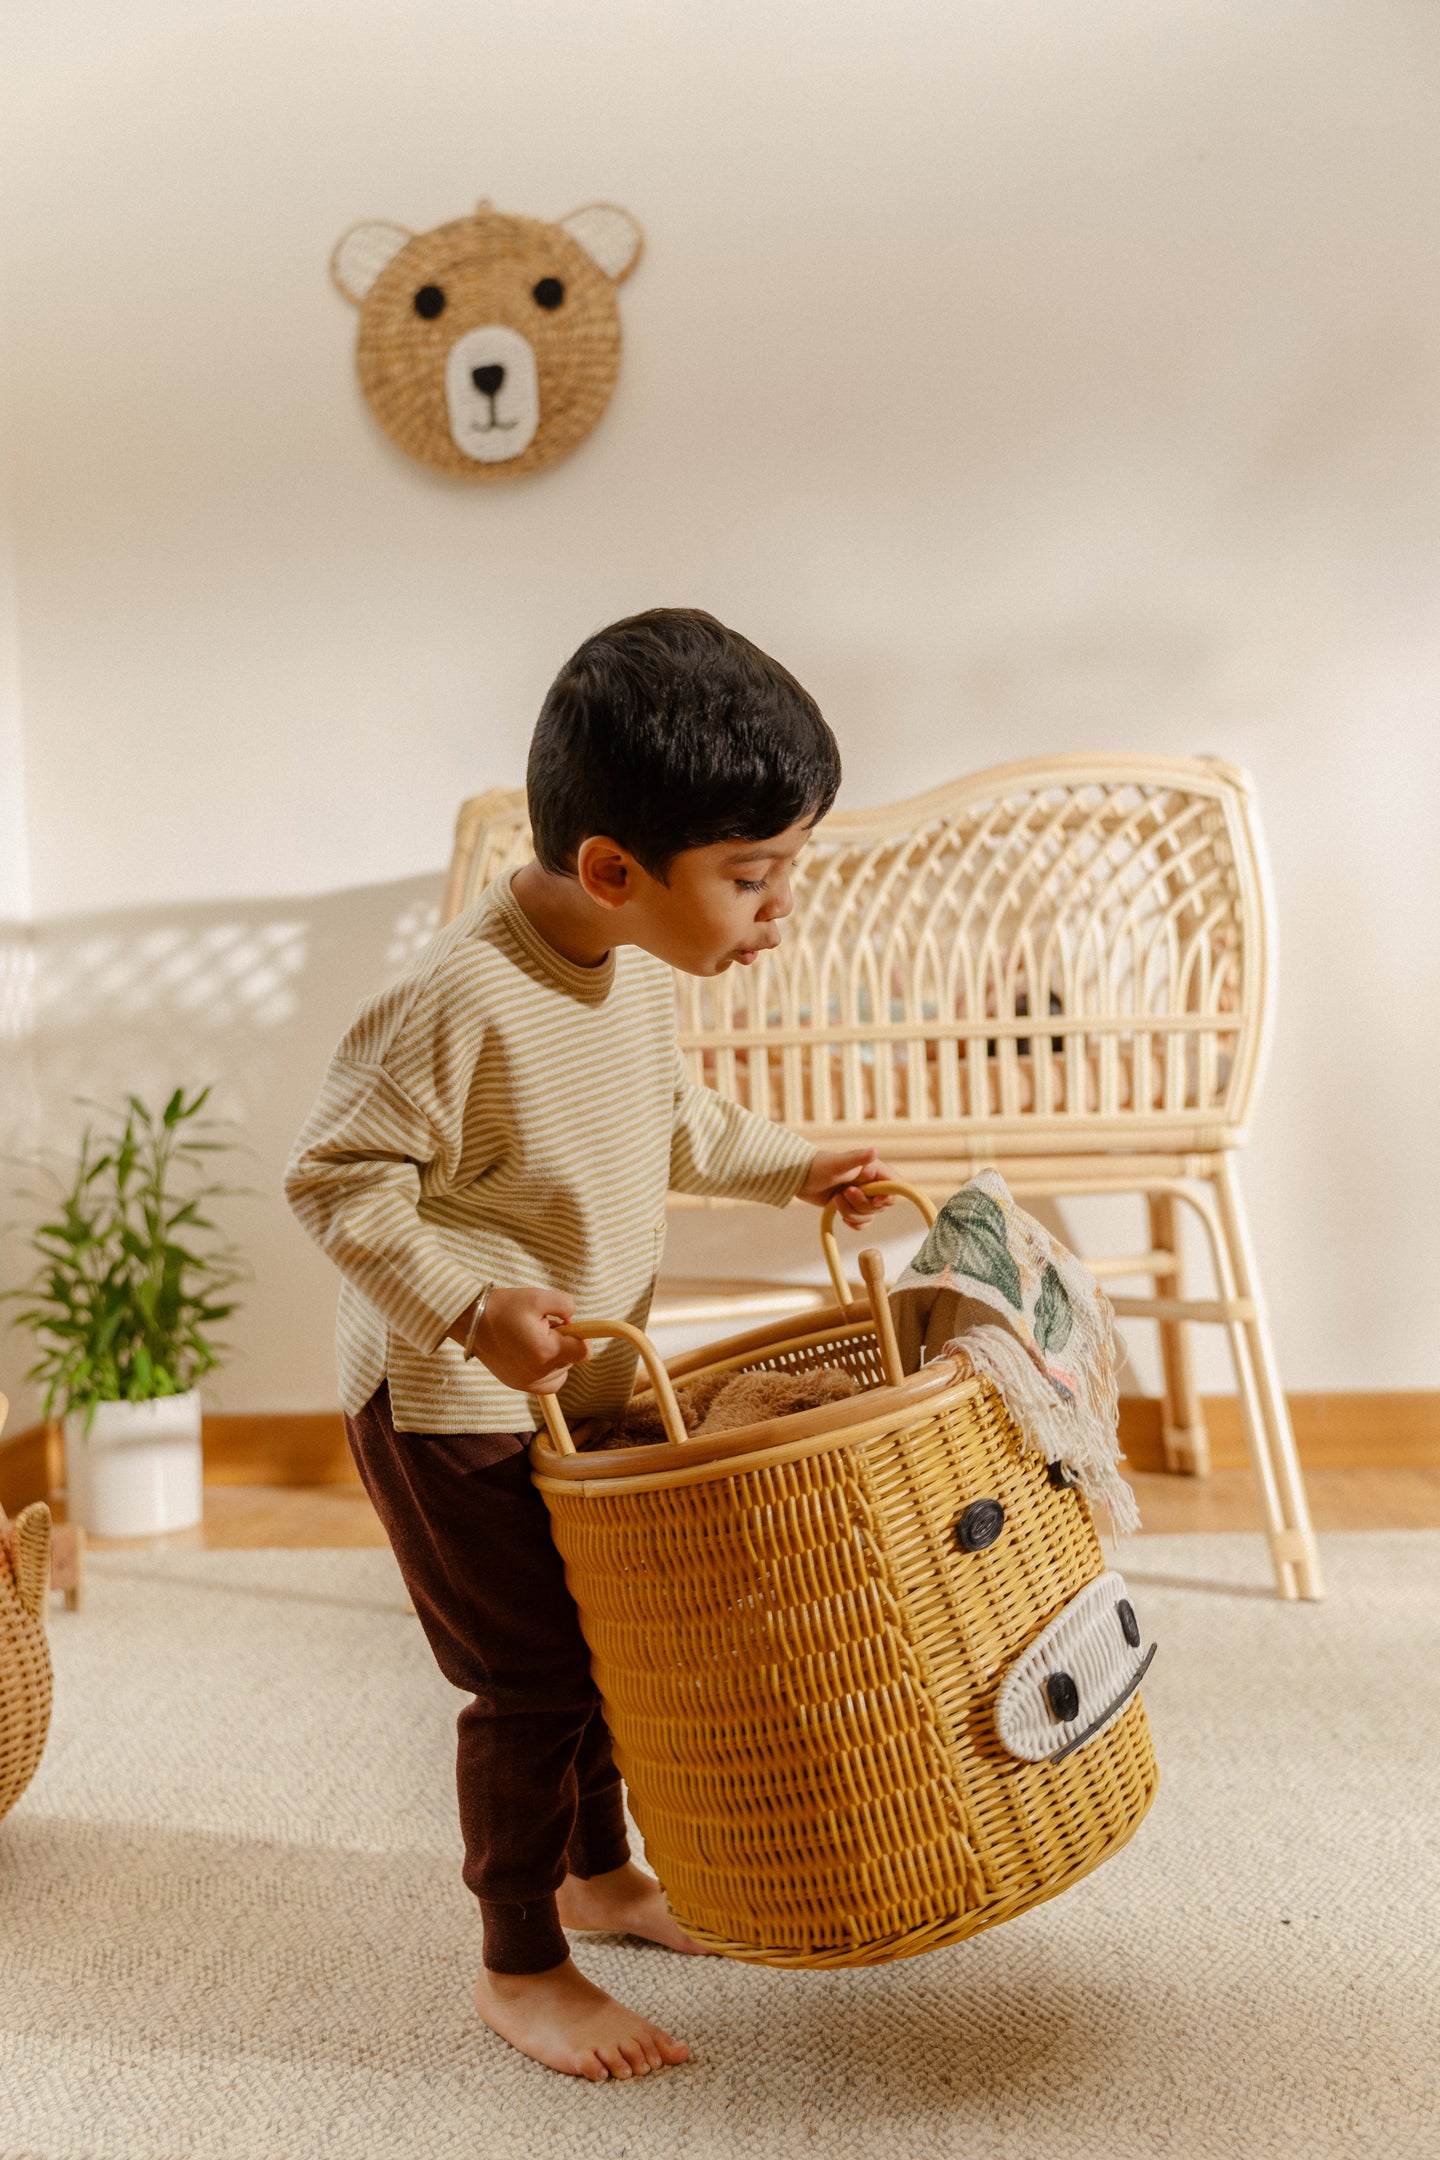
[345,1383,630,1973]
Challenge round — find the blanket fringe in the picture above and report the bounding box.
[945,1323,1142,1539]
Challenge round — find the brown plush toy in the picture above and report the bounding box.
[331,199,644,481]
[587,1365,860,1452]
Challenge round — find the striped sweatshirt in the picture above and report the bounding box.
[284,873,816,1433]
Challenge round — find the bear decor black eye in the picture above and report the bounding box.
[413,285,446,320]
[532,277,565,310]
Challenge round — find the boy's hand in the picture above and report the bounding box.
[451,1286,591,1395]
[797,1148,900,1230]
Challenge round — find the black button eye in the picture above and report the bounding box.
[954,1499,1005,1552]
[532,277,565,309]
[413,285,446,319]
[1046,1671,1080,1722]
[1116,1598,1141,1649]
[1047,1461,1080,1491]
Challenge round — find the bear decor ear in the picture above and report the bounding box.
[331,221,413,304]
[559,204,644,284]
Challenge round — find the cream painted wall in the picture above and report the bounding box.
[1,498,40,1404]
[2,0,1438,1420]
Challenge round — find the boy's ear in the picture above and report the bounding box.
[574,836,636,910]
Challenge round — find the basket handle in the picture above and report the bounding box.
[818,1179,939,1309]
[534,1318,689,1457]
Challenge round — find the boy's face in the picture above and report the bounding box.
[582,820,814,976]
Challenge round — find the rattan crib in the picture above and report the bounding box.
[531,1187,1158,1968]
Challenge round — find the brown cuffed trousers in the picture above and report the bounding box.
[345,1383,630,1973]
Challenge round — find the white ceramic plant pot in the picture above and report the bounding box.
[63,1392,204,1538]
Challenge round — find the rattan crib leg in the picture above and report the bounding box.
[50,1524,85,1613]
[1212,1159,1324,1603]
[1147,1193,1209,1476]
[1196,1176,1298,1597]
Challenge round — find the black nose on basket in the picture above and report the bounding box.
[472,363,505,396]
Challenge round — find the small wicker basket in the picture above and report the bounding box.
[532,1187,1158,1968]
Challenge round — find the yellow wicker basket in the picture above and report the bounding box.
[531,1186,1158,1968]
[1,1501,54,1827]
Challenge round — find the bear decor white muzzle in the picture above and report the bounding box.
[444,324,540,463]
[994,1569,1156,1763]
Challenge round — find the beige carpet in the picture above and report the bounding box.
[1,1533,1436,2160]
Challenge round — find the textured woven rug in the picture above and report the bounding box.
[1,1534,1436,2160]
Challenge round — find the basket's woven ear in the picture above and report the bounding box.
[1,1500,54,1825]
[9,1503,52,1623]
[890,1172,1135,1532]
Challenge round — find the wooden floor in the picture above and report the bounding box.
[80,1464,1440,1553]
[1125,1464,1440,1533]
[85,1484,392,1552]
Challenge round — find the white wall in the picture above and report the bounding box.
[2,0,1438,1420]
[1,477,40,1409]
[0,577,29,924]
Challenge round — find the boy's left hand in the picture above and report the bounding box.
[797,1148,900,1230]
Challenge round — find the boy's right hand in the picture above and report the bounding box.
[454,1286,591,1395]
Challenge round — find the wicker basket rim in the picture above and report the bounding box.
[654,1295,879,1386]
[531,1355,977,1488]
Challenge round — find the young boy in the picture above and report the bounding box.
[285,609,894,2082]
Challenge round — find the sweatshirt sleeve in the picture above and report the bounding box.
[283,962,487,1354]
[668,1048,816,1206]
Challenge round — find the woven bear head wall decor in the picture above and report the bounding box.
[331,199,644,481]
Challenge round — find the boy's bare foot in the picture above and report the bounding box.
[474,1957,691,2081]
[556,1861,712,1955]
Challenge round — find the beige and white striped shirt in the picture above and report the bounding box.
[285,874,815,1433]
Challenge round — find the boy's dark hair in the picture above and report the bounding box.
[527,608,841,879]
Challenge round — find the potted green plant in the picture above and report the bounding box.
[3,1087,247,1537]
